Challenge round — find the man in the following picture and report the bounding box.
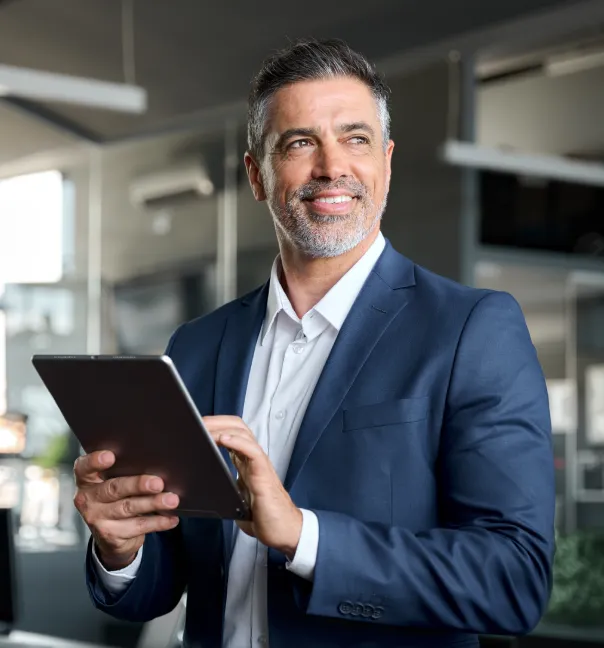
[76,38,555,648]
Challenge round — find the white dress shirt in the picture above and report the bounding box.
[93,231,386,647]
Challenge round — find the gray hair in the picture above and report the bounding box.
[247,38,391,160]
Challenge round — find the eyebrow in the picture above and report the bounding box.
[339,121,376,138]
[273,121,376,151]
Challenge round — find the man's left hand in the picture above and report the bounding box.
[203,415,303,559]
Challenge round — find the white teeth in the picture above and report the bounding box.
[315,195,353,204]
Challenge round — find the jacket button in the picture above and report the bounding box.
[372,606,384,620]
[338,601,353,615]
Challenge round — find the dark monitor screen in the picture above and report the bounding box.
[0,508,16,627]
[480,170,604,257]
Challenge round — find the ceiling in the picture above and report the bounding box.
[0,0,582,144]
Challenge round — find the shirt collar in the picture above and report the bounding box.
[262,231,386,344]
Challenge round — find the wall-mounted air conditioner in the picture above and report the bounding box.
[129,159,214,211]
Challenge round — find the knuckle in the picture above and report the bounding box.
[96,523,116,545]
[73,456,86,479]
[73,490,88,514]
[135,516,149,534]
[119,498,134,518]
[105,478,120,500]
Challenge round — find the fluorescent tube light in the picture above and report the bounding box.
[0,64,147,113]
[546,49,604,77]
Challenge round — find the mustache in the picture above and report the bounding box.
[294,179,368,201]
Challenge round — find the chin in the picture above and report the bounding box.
[307,211,358,225]
[297,230,368,259]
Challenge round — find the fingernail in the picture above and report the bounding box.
[147,478,162,492]
[220,434,231,441]
[163,493,178,507]
[99,452,110,465]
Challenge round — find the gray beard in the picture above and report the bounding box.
[270,191,388,259]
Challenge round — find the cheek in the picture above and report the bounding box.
[265,163,293,199]
[355,159,384,188]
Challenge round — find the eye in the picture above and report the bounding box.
[348,136,369,145]
[288,139,313,150]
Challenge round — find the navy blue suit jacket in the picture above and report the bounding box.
[87,241,555,648]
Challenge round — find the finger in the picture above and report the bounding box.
[203,416,252,436]
[106,492,180,520]
[208,427,258,448]
[96,474,165,504]
[74,451,115,485]
[97,514,179,541]
[216,433,266,463]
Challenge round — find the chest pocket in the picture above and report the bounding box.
[343,397,429,432]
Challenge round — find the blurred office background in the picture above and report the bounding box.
[1,0,604,646]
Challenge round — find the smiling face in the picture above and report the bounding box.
[245,77,394,258]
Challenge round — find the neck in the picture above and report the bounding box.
[278,228,380,318]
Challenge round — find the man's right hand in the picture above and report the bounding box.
[74,450,180,571]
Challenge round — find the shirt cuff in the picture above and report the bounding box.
[285,509,319,581]
[91,542,142,596]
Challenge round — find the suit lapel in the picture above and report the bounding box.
[284,243,416,491]
[213,283,268,422]
[213,283,267,561]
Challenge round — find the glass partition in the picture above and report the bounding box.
[475,255,604,637]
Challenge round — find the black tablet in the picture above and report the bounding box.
[31,354,251,521]
[0,507,16,629]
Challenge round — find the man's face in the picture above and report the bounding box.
[246,77,394,258]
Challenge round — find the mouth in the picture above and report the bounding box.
[304,193,358,214]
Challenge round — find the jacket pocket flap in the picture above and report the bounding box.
[343,397,429,432]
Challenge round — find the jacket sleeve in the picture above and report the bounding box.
[86,527,187,622]
[294,291,556,635]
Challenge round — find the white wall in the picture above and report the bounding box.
[0,103,81,168]
[100,131,276,282]
[477,64,604,155]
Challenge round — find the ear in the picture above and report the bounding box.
[244,152,267,202]
[384,139,394,189]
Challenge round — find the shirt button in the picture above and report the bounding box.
[257,635,268,646]
[274,410,285,420]
[293,345,304,354]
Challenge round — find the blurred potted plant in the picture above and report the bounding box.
[546,530,604,626]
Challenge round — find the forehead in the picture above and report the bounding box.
[267,77,380,134]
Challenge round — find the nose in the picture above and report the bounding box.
[311,140,350,181]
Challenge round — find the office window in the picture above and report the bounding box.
[0,170,64,284]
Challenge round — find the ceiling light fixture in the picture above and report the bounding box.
[0,64,147,113]
[546,48,604,77]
